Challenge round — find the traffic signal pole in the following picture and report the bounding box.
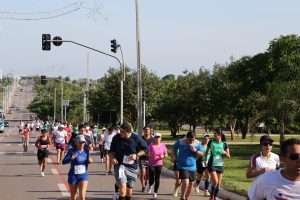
[45,37,124,124]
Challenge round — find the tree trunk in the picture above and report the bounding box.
[229,118,236,141]
[280,118,285,144]
[241,117,249,139]
[192,125,196,134]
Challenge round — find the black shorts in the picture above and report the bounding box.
[174,162,178,171]
[103,149,110,156]
[138,159,148,168]
[196,159,208,174]
[179,169,196,181]
[37,149,49,160]
[208,165,224,174]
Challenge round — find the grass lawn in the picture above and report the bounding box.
[163,143,281,197]
[157,129,300,143]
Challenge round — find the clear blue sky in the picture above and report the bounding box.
[0,0,300,79]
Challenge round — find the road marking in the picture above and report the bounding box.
[0,137,3,141]
[57,183,70,197]
[51,168,59,175]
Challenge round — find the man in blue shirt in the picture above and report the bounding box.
[172,131,205,200]
[110,122,149,200]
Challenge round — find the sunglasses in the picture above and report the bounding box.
[288,153,300,161]
[262,142,273,146]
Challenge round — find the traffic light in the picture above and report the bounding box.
[41,75,47,85]
[111,39,118,53]
[42,34,51,51]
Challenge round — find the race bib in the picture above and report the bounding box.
[74,165,86,174]
[123,155,134,165]
[213,155,223,165]
[40,145,48,149]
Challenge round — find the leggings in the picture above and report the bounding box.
[148,165,163,193]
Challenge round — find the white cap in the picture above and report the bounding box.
[154,133,161,138]
[75,135,86,143]
[58,124,65,128]
[102,127,106,130]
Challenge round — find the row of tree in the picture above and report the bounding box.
[29,35,300,142]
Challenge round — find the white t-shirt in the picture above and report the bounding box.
[250,152,280,180]
[248,169,300,200]
[103,132,116,150]
[53,130,67,144]
[98,134,104,145]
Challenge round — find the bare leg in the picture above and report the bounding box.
[78,181,88,200]
[69,183,78,200]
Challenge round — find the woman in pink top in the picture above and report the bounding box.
[147,133,168,199]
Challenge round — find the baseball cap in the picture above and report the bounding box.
[154,133,161,138]
[260,135,274,145]
[58,124,65,128]
[75,135,86,143]
[202,133,209,139]
[102,127,107,131]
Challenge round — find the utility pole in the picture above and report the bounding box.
[61,82,63,122]
[86,52,90,123]
[54,88,56,122]
[136,0,143,135]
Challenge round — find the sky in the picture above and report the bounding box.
[0,0,300,80]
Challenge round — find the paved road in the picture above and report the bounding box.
[0,131,211,200]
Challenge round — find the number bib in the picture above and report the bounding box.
[74,165,86,174]
[213,155,223,165]
[123,155,134,165]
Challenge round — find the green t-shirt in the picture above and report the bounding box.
[208,140,228,167]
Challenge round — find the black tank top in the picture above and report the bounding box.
[40,136,49,145]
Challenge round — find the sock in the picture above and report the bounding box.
[210,185,216,197]
[214,185,220,197]
[125,196,131,200]
[114,184,119,192]
[205,179,210,190]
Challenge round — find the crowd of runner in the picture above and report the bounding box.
[17,119,300,200]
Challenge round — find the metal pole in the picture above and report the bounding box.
[83,91,86,123]
[136,0,143,135]
[61,82,63,122]
[64,106,67,122]
[143,100,145,127]
[120,45,125,124]
[54,88,56,122]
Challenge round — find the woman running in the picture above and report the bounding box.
[246,135,280,180]
[62,135,93,200]
[205,128,230,200]
[147,133,168,199]
[52,124,68,164]
[35,129,52,176]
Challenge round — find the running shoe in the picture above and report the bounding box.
[104,171,108,175]
[172,187,179,197]
[112,192,119,200]
[195,186,200,194]
[141,186,145,193]
[153,193,158,199]
[108,170,113,175]
[147,185,153,194]
[204,190,210,197]
[41,172,45,177]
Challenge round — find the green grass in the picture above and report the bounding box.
[156,129,300,143]
[163,144,280,197]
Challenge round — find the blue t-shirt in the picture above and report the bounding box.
[62,147,89,179]
[173,138,205,171]
[110,133,149,169]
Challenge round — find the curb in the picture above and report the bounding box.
[162,167,247,200]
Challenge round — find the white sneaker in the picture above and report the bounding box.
[41,172,45,177]
[153,193,158,199]
[112,192,119,200]
[147,185,153,194]
[101,158,104,163]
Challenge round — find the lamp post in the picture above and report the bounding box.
[135,0,143,135]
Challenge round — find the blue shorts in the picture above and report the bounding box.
[68,173,89,185]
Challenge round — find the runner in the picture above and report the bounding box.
[109,122,149,200]
[103,127,116,175]
[147,133,168,199]
[246,135,280,180]
[62,135,93,200]
[97,127,106,163]
[194,133,211,196]
[172,131,205,200]
[91,125,98,148]
[52,124,68,165]
[21,124,30,150]
[205,128,230,200]
[172,135,185,197]
[35,129,52,176]
[139,125,154,193]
